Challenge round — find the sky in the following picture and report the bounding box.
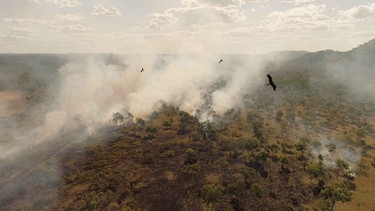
[0,0,375,54]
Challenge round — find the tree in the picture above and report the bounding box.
[185,148,198,165]
[202,184,225,203]
[335,159,349,178]
[326,143,336,157]
[306,164,324,184]
[255,150,269,161]
[252,120,264,142]
[162,120,172,129]
[318,154,324,166]
[135,118,145,126]
[245,138,261,152]
[281,143,294,154]
[321,183,352,211]
[280,156,289,168]
[251,184,264,198]
[112,112,124,124]
[295,142,308,159]
[201,121,217,141]
[266,144,280,155]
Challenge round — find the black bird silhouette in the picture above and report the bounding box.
[266,74,276,91]
[140,68,144,72]
[219,59,223,64]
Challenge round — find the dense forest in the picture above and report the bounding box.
[0,39,375,210]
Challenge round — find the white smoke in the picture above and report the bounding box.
[0,53,266,160]
[53,54,264,123]
[310,135,362,170]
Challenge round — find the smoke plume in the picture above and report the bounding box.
[0,53,266,160]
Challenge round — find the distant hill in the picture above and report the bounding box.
[263,50,309,62]
[0,54,67,91]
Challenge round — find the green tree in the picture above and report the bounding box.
[321,183,352,211]
[267,144,280,155]
[335,159,349,178]
[318,154,324,166]
[280,156,289,169]
[251,184,264,198]
[281,143,294,154]
[185,148,198,164]
[306,164,325,184]
[245,138,261,152]
[255,150,269,161]
[135,118,145,126]
[295,142,308,159]
[202,184,225,203]
[162,120,172,129]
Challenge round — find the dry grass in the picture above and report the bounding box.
[165,171,176,181]
[336,134,375,211]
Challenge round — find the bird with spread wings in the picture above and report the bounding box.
[266,74,276,91]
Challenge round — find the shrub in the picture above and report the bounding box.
[202,184,225,203]
[251,184,264,198]
[226,181,246,195]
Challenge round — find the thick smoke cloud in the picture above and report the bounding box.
[54,54,264,122]
[0,53,265,161]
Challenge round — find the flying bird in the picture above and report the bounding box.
[266,74,276,91]
[140,68,144,72]
[219,59,223,64]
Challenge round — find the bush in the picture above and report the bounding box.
[226,181,246,195]
[251,184,264,198]
[202,184,225,203]
[146,126,157,133]
[185,148,198,164]
[163,120,172,129]
[182,163,201,175]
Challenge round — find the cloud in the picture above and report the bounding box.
[339,3,375,19]
[148,12,177,30]
[47,24,95,33]
[6,26,35,38]
[182,0,245,7]
[56,14,84,21]
[3,18,52,25]
[244,0,269,3]
[3,15,83,25]
[31,0,81,8]
[279,0,315,5]
[91,4,122,16]
[266,4,344,31]
[148,0,246,29]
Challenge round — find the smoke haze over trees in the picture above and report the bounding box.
[0,39,375,210]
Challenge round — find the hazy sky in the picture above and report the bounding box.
[0,0,374,53]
